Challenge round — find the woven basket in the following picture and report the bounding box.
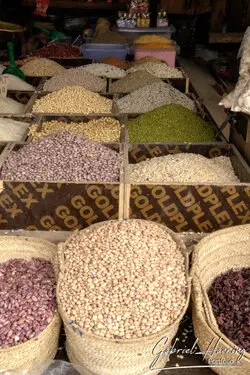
[57,220,191,375]
[0,236,61,373]
[191,225,250,375]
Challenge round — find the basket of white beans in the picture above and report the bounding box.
[0,236,61,372]
[57,219,191,375]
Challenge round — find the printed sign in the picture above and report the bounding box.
[0,76,7,98]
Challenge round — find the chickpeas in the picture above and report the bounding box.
[32,86,112,114]
[29,118,121,143]
[58,220,186,340]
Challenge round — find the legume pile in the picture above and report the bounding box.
[132,56,164,66]
[82,64,126,79]
[0,258,56,348]
[135,43,175,50]
[93,31,127,44]
[0,131,120,182]
[59,220,186,339]
[127,104,215,143]
[101,57,129,70]
[29,118,120,143]
[128,62,183,79]
[21,58,65,77]
[134,35,172,44]
[43,67,106,92]
[128,154,239,184]
[27,43,80,59]
[208,268,250,352]
[109,71,161,94]
[32,86,112,114]
[117,82,196,113]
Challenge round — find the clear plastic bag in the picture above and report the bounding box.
[40,361,79,375]
[238,27,250,78]
[237,26,250,59]
[129,0,149,14]
[0,361,79,375]
[219,90,235,109]
[219,77,245,108]
[231,78,250,115]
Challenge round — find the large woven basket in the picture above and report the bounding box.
[191,225,250,375]
[0,236,61,373]
[57,220,191,375]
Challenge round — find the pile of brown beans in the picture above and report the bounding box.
[0,258,56,348]
[0,130,120,182]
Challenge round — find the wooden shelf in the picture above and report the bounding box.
[23,0,127,9]
[209,32,244,44]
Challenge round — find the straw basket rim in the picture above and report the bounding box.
[57,219,191,345]
[192,224,250,363]
[0,235,60,355]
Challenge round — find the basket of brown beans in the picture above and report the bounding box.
[191,225,250,375]
[0,236,61,372]
[57,219,191,375]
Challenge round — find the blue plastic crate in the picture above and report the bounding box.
[80,43,130,61]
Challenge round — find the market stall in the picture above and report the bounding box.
[0,3,249,375]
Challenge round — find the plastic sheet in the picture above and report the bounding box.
[41,361,79,375]
[232,78,250,115]
[219,27,250,110]
[0,361,79,375]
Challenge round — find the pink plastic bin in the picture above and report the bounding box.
[134,46,176,67]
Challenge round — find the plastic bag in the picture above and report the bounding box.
[34,0,49,17]
[231,77,250,115]
[237,26,250,59]
[40,361,79,375]
[0,64,5,75]
[129,0,149,14]
[219,90,235,109]
[220,27,250,110]
[238,27,250,78]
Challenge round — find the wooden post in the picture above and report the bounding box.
[211,0,227,32]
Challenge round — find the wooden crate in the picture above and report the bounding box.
[124,143,250,233]
[229,112,250,164]
[0,116,36,143]
[123,105,225,144]
[233,112,250,143]
[0,142,124,231]
[0,91,35,116]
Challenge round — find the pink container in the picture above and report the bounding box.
[134,46,176,67]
